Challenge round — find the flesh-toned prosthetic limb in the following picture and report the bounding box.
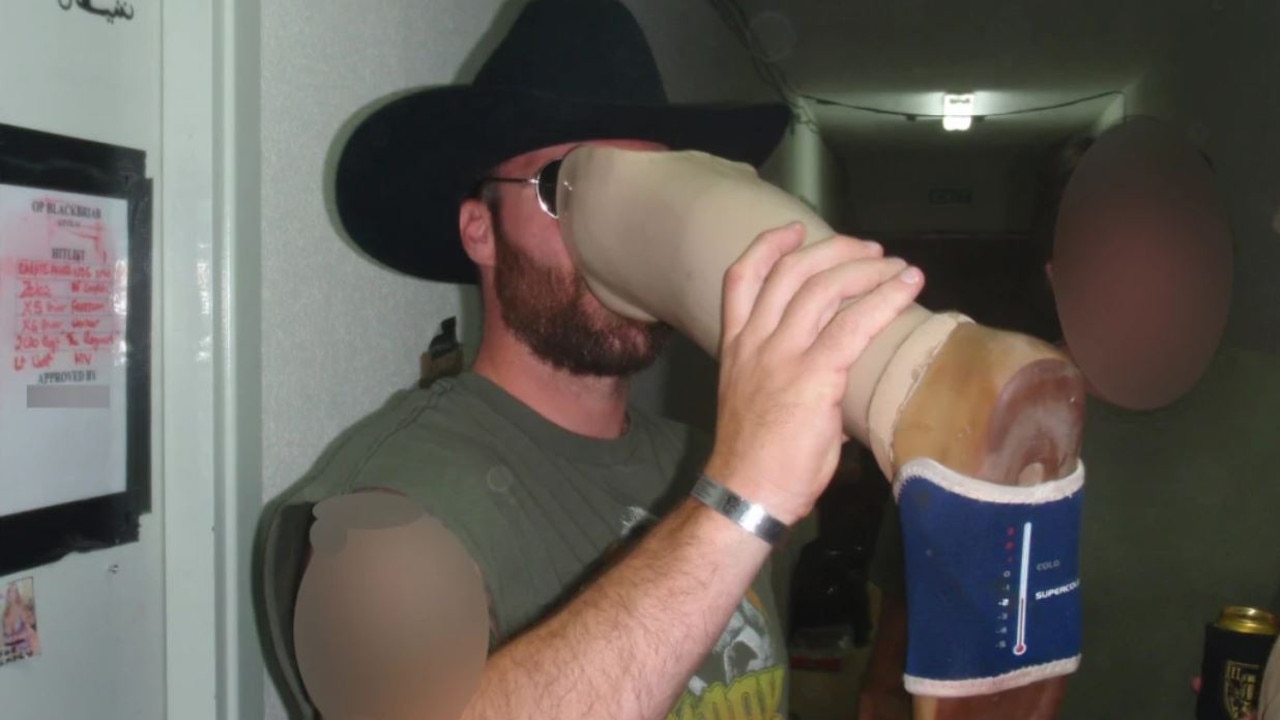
[557,147,1086,719]
[556,147,1083,484]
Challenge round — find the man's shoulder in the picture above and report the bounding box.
[254,377,506,718]
[271,376,506,511]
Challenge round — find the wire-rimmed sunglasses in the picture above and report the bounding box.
[475,157,565,219]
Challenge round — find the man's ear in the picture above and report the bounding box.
[460,198,496,269]
[1044,261,1054,286]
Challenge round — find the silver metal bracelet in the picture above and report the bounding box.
[690,475,788,545]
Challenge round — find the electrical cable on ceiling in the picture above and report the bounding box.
[706,0,1129,133]
[802,90,1128,123]
[705,0,821,133]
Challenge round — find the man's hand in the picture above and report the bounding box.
[1193,676,1258,720]
[705,222,923,525]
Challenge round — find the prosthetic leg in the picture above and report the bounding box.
[557,147,1087,719]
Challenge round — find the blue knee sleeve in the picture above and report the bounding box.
[894,458,1085,696]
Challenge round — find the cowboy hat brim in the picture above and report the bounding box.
[334,85,792,284]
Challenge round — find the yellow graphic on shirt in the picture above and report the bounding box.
[666,587,785,720]
[665,666,786,720]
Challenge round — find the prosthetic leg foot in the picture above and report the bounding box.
[893,322,1085,484]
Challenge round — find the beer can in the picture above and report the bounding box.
[1196,606,1280,720]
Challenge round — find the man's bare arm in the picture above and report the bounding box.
[337,226,923,720]
[455,495,772,720]
[438,227,922,720]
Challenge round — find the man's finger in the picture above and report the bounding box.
[807,266,924,370]
[771,256,909,351]
[742,235,885,343]
[721,222,806,346]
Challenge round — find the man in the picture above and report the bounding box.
[859,119,1280,719]
[256,2,924,719]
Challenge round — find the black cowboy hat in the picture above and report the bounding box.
[333,0,792,284]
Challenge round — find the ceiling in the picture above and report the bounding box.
[727,0,1219,152]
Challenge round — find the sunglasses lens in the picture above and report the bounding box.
[538,159,563,217]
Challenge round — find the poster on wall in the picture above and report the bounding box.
[1,577,41,668]
[0,186,129,515]
[0,123,151,577]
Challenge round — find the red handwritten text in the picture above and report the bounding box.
[17,260,94,279]
[70,281,112,296]
[83,331,115,349]
[71,299,107,314]
[19,280,53,298]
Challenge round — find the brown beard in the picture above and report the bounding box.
[492,223,672,377]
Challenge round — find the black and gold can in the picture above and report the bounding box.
[1196,606,1280,720]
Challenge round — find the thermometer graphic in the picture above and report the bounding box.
[1013,522,1031,656]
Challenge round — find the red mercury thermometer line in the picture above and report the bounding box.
[1014,521,1031,656]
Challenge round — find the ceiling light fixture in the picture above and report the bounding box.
[942,93,975,132]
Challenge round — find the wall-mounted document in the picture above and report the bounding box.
[1,184,130,517]
[0,122,151,577]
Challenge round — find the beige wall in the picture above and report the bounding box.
[0,5,165,718]
[1123,1,1280,354]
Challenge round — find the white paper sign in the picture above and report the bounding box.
[0,183,129,518]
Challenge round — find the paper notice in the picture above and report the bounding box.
[0,184,129,518]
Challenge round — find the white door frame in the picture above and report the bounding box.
[161,0,263,717]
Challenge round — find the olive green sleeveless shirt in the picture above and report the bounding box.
[259,372,789,720]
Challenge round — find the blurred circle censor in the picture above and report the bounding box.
[1054,117,1232,410]
[294,491,489,720]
